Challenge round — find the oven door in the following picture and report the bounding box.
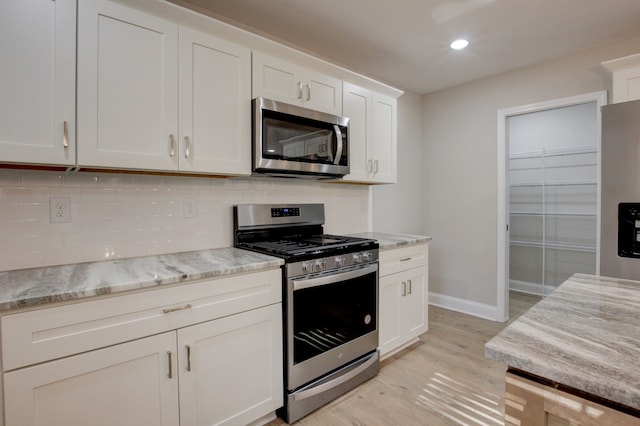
[253,97,349,178]
[286,262,378,391]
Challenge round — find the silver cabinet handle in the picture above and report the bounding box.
[162,304,192,314]
[374,159,379,173]
[169,134,176,157]
[408,279,412,295]
[402,281,407,296]
[186,345,192,372]
[63,121,69,148]
[185,136,191,159]
[368,159,373,173]
[306,83,311,101]
[400,257,412,262]
[167,351,173,379]
[297,81,303,99]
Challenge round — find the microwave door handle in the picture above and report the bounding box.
[333,125,343,165]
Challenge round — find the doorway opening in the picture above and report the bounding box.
[496,91,606,322]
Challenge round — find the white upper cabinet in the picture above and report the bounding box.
[77,0,251,175]
[178,27,251,175]
[342,82,372,182]
[602,53,640,103]
[342,82,397,184]
[0,0,76,166]
[77,0,179,171]
[371,92,397,183]
[252,51,343,115]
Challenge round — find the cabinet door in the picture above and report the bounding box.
[379,273,404,356]
[178,27,251,175]
[3,332,179,426]
[178,304,283,426]
[505,372,640,426]
[252,52,342,115]
[77,0,178,171]
[371,93,397,183]
[252,51,303,105]
[379,266,428,358]
[304,69,343,115]
[342,82,372,182]
[0,0,75,166]
[404,266,428,341]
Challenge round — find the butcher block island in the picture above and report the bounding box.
[486,273,640,425]
[0,248,285,426]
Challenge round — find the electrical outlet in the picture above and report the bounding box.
[50,197,71,223]
[183,198,197,218]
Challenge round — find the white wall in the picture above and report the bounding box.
[423,34,640,317]
[373,91,425,234]
[0,171,370,271]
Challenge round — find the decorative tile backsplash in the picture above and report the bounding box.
[0,170,370,271]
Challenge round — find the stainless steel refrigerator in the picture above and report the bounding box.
[600,99,640,280]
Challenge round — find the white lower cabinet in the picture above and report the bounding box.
[178,304,283,426]
[378,244,429,358]
[1,269,283,426]
[4,332,179,426]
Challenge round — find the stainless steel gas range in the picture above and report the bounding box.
[233,203,379,423]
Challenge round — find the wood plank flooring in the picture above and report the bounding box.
[267,291,541,425]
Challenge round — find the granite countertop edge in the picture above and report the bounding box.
[350,232,432,249]
[0,232,430,312]
[0,247,284,312]
[485,273,640,411]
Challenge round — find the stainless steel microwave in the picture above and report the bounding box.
[252,97,349,179]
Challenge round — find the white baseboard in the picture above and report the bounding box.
[428,292,499,321]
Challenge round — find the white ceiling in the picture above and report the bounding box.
[175,0,640,94]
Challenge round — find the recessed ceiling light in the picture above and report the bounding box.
[450,39,469,50]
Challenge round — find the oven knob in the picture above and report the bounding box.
[363,252,372,261]
[302,262,313,273]
[335,256,344,266]
[315,260,325,271]
[352,253,363,263]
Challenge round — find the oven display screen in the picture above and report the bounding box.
[272,207,300,218]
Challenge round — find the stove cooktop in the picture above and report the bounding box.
[238,234,377,258]
[233,204,378,261]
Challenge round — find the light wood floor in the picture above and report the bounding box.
[268,291,541,426]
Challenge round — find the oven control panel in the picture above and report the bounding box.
[271,207,300,218]
[291,250,379,276]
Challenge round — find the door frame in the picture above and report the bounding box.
[496,91,607,322]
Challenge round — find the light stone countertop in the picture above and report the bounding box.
[485,273,640,410]
[0,248,283,312]
[350,232,431,250]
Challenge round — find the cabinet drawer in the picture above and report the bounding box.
[379,243,428,277]
[1,268,281,371]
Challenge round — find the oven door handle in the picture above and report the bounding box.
[293,351,378,402]
[293,263,377,291]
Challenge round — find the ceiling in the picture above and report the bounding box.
[175,0,640,94]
